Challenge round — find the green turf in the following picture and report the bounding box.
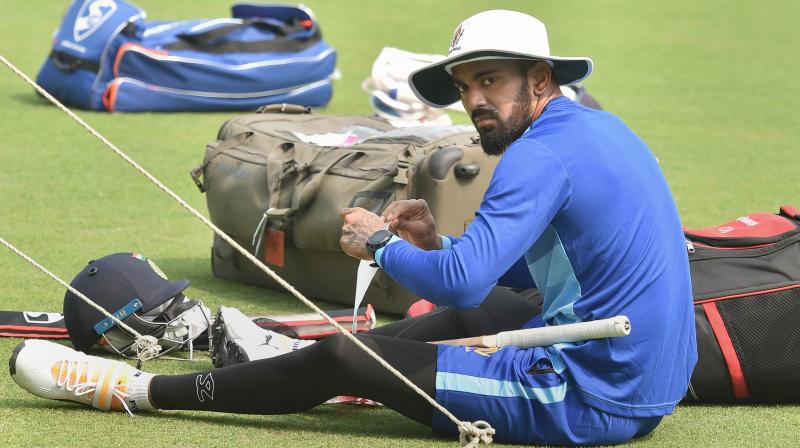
[1,0,799,446]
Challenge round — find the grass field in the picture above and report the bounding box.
[1,0,799,446]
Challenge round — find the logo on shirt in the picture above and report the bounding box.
[465,346,502,357]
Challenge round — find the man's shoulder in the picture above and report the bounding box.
[533,100,617,133]
[504,133,561,164]
[493,135,570,187]
[525,102,638,156]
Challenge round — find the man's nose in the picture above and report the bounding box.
[462,87,487,112]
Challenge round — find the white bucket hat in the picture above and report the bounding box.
[409,10,593,108]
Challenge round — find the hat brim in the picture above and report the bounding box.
[409,50,593,108]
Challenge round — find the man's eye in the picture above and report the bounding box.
[481,77,495,86]
[455,84,466,93]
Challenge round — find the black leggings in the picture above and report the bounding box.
[150,287,542,425]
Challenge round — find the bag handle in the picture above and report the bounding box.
[256,103,312,114]
[164,18,320,53]
[177,19,295,44]
[190,131,253,193]
[780,205,800,221]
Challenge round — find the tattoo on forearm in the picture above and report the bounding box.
[341,221,377,255]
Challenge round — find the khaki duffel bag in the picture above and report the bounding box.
[192,105,498,313]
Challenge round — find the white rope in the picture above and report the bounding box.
[0,236,161,363]
[459,421,495,447]
[0,53,493,445]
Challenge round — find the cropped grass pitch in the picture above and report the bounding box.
[0,0,798,446]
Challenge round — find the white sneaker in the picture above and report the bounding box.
[211,306,314,367]
[9,339,155,414]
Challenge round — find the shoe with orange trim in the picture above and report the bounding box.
[9,339,155,414]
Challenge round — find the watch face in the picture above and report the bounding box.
[367,229,392,247]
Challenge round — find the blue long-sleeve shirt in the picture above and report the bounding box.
[378,96,697,418]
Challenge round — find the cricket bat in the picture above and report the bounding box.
[432,315,631,348]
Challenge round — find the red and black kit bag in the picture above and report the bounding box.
[685,205,800,402]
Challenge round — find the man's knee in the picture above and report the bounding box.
[314,332,382,371]
[316,332,354,359]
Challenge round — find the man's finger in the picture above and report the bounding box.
[387,218,402,234]
[383,201,413,221]
[340,207,369,222]
[381,202,400,220]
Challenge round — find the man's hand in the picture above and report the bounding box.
[339,207,388,260]
[382,199,442,250]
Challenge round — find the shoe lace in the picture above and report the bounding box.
[55,359,134,416]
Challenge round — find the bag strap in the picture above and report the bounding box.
[393,147,414,201]
[190,131,253,193]
[266,151,358,224]
[252,150,357,252]
[49,50,101,74]
[163,18,320,53]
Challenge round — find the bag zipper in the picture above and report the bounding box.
[688,233,800,261]
[694,282,800,305]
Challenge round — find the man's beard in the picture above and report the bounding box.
[472,82,534,156]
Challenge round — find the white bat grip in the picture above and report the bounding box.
[490,316,631,349]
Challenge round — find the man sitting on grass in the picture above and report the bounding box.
[9,10,696,445]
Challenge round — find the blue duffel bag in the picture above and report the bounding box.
[36,1,336,112]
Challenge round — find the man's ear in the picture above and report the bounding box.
[529,61,553,96]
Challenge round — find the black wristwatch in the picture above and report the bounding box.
[366,229,394,262]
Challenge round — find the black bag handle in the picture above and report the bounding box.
[178,19,293,44]
[164,18,320,54]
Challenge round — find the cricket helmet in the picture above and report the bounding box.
[63,252,210,357]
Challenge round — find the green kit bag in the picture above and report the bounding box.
[192,105,497,313]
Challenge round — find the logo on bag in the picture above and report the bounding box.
[196,373,215,402]
[74,0,118,42]
[737,216,759,227]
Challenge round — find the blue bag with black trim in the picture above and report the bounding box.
[36,1,336,112]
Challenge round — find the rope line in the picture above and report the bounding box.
[0,53,494,445]
[0,237,161,362]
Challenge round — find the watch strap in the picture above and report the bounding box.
[374,235,402,268]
